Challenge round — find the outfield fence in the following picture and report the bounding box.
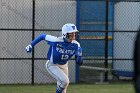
[0,0,139,84]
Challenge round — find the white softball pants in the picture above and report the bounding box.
[45,60,69,93]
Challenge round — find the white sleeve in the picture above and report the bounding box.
[73,40,82,56]
[72,40,81,47]
[45,35,63,42]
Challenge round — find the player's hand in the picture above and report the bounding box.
[77,60,83,66]
[76,57,83,66]
[26,44,32,53]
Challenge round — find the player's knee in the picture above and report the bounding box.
[62,79,69,88]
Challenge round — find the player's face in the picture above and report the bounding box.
[66,32,76,42]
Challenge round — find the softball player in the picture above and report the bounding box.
[26,23,83,93]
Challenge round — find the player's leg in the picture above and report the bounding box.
[45,60,69,93]
[57,63,69,93]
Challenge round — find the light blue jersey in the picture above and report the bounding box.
[30,34,82,65]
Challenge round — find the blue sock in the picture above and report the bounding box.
[56,86,64,93]
[56,89,61,93]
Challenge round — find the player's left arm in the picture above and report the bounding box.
[74,41,83,66]
[75,47,83,66]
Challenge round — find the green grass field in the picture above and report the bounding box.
[0,83,135,93]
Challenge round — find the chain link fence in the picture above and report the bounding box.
[0,0,139,84]
[79,0,139,83]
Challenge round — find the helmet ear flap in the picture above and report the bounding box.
[63,34,66,38]
[63,33,69,39]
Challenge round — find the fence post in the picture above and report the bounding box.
[104,0,109,82]
[32,0,35,85]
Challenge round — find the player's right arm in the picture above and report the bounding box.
[26,34,46,53]
[26,34,62,53]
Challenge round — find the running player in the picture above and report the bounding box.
[26,23,83,93]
